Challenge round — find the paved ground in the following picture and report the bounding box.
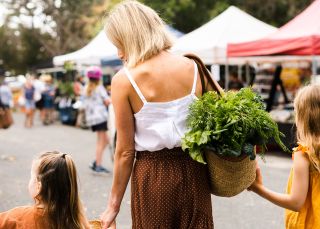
[0,112,292,228]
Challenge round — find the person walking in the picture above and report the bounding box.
[100,1,215,228]
[23,78,36,128]
[33,74,45,123]
[0,77,14,129]
[42,75,55,125]
[0,151,90,229]
[249,85,320,228]
[83,66,111,174]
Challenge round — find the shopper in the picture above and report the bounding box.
[100,1,215,228]
[0,77,13,129]
[42,75,55,125]
[0,151,90,229]
[83,66,111,174]
[249,85,320,228]
[228,72,244,91]
[33,74,45,123]
[0,77,13,109]
[23,78,36,128]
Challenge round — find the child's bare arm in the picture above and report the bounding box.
[249,151,309,212]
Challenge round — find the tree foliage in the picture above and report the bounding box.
[0,0,315,74]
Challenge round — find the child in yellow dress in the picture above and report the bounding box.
[249,85,320,229]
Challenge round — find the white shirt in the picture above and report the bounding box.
[83,85,110,126]
[0,84,13,107]
[124,61,198,152]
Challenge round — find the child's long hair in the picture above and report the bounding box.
[294,85,320,172]
[36,151,89,229]
[86,78,99,97]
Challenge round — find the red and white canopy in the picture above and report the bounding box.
[228,0,320,57]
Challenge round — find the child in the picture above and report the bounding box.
[0,151,90,229]
[249,85,320,228]
[83,66,111,174]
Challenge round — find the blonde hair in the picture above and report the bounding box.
[86,79,99,97]
[104,0,173,67]
[294,85,320,172]
[36,151,89,229]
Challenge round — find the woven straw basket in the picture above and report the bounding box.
[89,220,102,229]
[205,149,256,197]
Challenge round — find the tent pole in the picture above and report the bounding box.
[245,62,250,86]
[237,65,241,80]
[312,55,317,76]
[225,59,229,90]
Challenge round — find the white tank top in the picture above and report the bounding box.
[124,61,198,152]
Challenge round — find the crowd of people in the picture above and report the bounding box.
[0,1,320,229]
[0,66,112,175]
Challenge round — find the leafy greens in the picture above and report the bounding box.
[181,88,289,164]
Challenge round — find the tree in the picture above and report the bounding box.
[141,0,216,33]
[1,0,107,73]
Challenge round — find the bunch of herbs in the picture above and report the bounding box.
[181,88,288,164]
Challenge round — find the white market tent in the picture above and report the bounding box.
[172,6,277,65]
[53,31,117,66]
[53,26,184,67]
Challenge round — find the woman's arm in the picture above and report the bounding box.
[101,72,136,228]
[249,151,310,212]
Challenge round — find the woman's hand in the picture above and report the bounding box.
[100,205,119,229]
[248,165,263,193]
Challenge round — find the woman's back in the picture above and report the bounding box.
[122,51,201,151]
[125,52,201,114]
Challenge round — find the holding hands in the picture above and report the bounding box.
[248,164,264,194]
[100,204,118,229]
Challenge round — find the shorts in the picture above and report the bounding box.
[25,100,35,110]
[43,98,54,109]
[35,98,44,109]
[91,121,108,132]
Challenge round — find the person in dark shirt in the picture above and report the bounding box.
[228,72,244,91]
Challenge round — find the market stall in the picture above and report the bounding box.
[228,0,320,75]
[227,0,320,149]
[53,25,184,67]
[172,6,277,65]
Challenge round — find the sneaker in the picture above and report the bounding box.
[89,161,96,170]
[94,165,111,174]
[90,161,111,174]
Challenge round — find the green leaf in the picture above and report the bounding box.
[189,149,206,164]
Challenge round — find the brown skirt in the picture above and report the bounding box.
[131,147,213,229]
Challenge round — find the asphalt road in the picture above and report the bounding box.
[0,112,292,229]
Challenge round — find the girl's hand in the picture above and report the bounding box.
[248,165,263,193]
[100,206,119,229]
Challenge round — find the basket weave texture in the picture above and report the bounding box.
[89,220,102,229]
[205,149,256,197]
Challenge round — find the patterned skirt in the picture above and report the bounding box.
[131,147,213,229]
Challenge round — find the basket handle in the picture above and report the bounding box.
[184,53,224,96]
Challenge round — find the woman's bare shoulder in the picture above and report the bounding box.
[111,69,131,88]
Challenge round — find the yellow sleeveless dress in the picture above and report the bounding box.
[285,143,320,229]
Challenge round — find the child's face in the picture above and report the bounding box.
[28,160,41,199]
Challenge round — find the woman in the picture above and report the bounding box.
[42,75,55,125]
[23,78,36,128]
[83,66,111,174]
[101,1,215,228]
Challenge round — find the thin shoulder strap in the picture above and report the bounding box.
[191,61,198,95]
[123,67,147,104]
